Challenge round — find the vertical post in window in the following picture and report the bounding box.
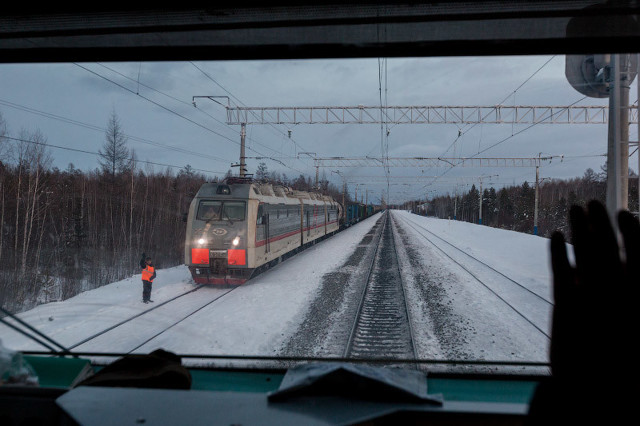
[607,54,622,219]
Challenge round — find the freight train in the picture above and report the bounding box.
[344,202,380,227]
[184,178,341,284]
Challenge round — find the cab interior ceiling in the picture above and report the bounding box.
[1,1,640,63]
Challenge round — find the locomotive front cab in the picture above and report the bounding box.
[186,182,251,285]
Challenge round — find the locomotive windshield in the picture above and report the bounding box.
[197,201,246,222]
[0,52,632,378]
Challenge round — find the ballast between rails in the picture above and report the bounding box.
[345,212,418,360]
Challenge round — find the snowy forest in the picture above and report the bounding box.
[416,167,638,237]
[0,112,344,312]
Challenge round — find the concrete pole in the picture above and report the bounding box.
[342,181,346,221]
[607,54,623,219]
[454,195,457,220]
[365,190,368,217]
[478,179,483,225]
[240,123,246,178]
[620,56,630,210]
[534,165,540,235]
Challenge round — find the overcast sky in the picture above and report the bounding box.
[0,55,630,204]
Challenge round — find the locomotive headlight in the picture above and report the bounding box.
[197,238,206,245]
[232,236,240,246]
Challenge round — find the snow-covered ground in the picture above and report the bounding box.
[392,211,553,368]
[1,211,557,371]
[1,215,381,360]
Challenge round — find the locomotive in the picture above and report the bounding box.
[184,177,342,284]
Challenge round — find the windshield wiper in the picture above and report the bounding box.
[222,208,234,225]
[204,207,222,224]
[0,306,70,353]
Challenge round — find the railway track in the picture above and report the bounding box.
[344,212,417,360]
[68,285,239,353]
[395,213,552,341]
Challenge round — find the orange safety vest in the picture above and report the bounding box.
[142,265,155,282]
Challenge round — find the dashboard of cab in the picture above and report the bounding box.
[1,355,539,426]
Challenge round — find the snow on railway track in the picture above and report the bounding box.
[391,210,551,369]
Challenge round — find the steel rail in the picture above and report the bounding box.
[344,212,417,359]
[388,213,419,361]
[396,214,551,340]
[343,212,387,358]
[126,286,239,354]
[67,285,206,350]
[401,215,553,305]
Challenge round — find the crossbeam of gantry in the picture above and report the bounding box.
[315,157,554,168]
[226,105,638,125]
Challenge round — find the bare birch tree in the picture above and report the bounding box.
[18,129,52,275]
[0,112,7,265]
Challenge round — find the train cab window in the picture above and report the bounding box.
[257,205,264,225]
[222,201,246,221]
[197,201,222,221]
[197,201,245,221]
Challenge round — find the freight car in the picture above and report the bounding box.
[184,178,341,284]
[343,202,381,227]
[344,202,365,227]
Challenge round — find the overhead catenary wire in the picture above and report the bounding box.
[422,96,588,192]
[3,135,227,176]
[440,55,558,158]
[0,98,232,165]
[95,63,292,160]
[75,63,308,176]
[189,62,314,158]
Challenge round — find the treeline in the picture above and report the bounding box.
[416,167,638,236]
[0,157,208,312]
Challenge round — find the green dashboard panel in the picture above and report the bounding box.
[23,356,537,405]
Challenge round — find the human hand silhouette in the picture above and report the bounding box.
[528,200,639,424]
[549,200,638,379]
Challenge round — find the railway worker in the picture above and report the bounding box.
[141,256,156,304]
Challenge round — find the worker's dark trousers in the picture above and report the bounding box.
[142,280,152,301]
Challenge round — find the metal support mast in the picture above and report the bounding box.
[477,175,498,225]
[240,123,247,177]
[534,162,540,235]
